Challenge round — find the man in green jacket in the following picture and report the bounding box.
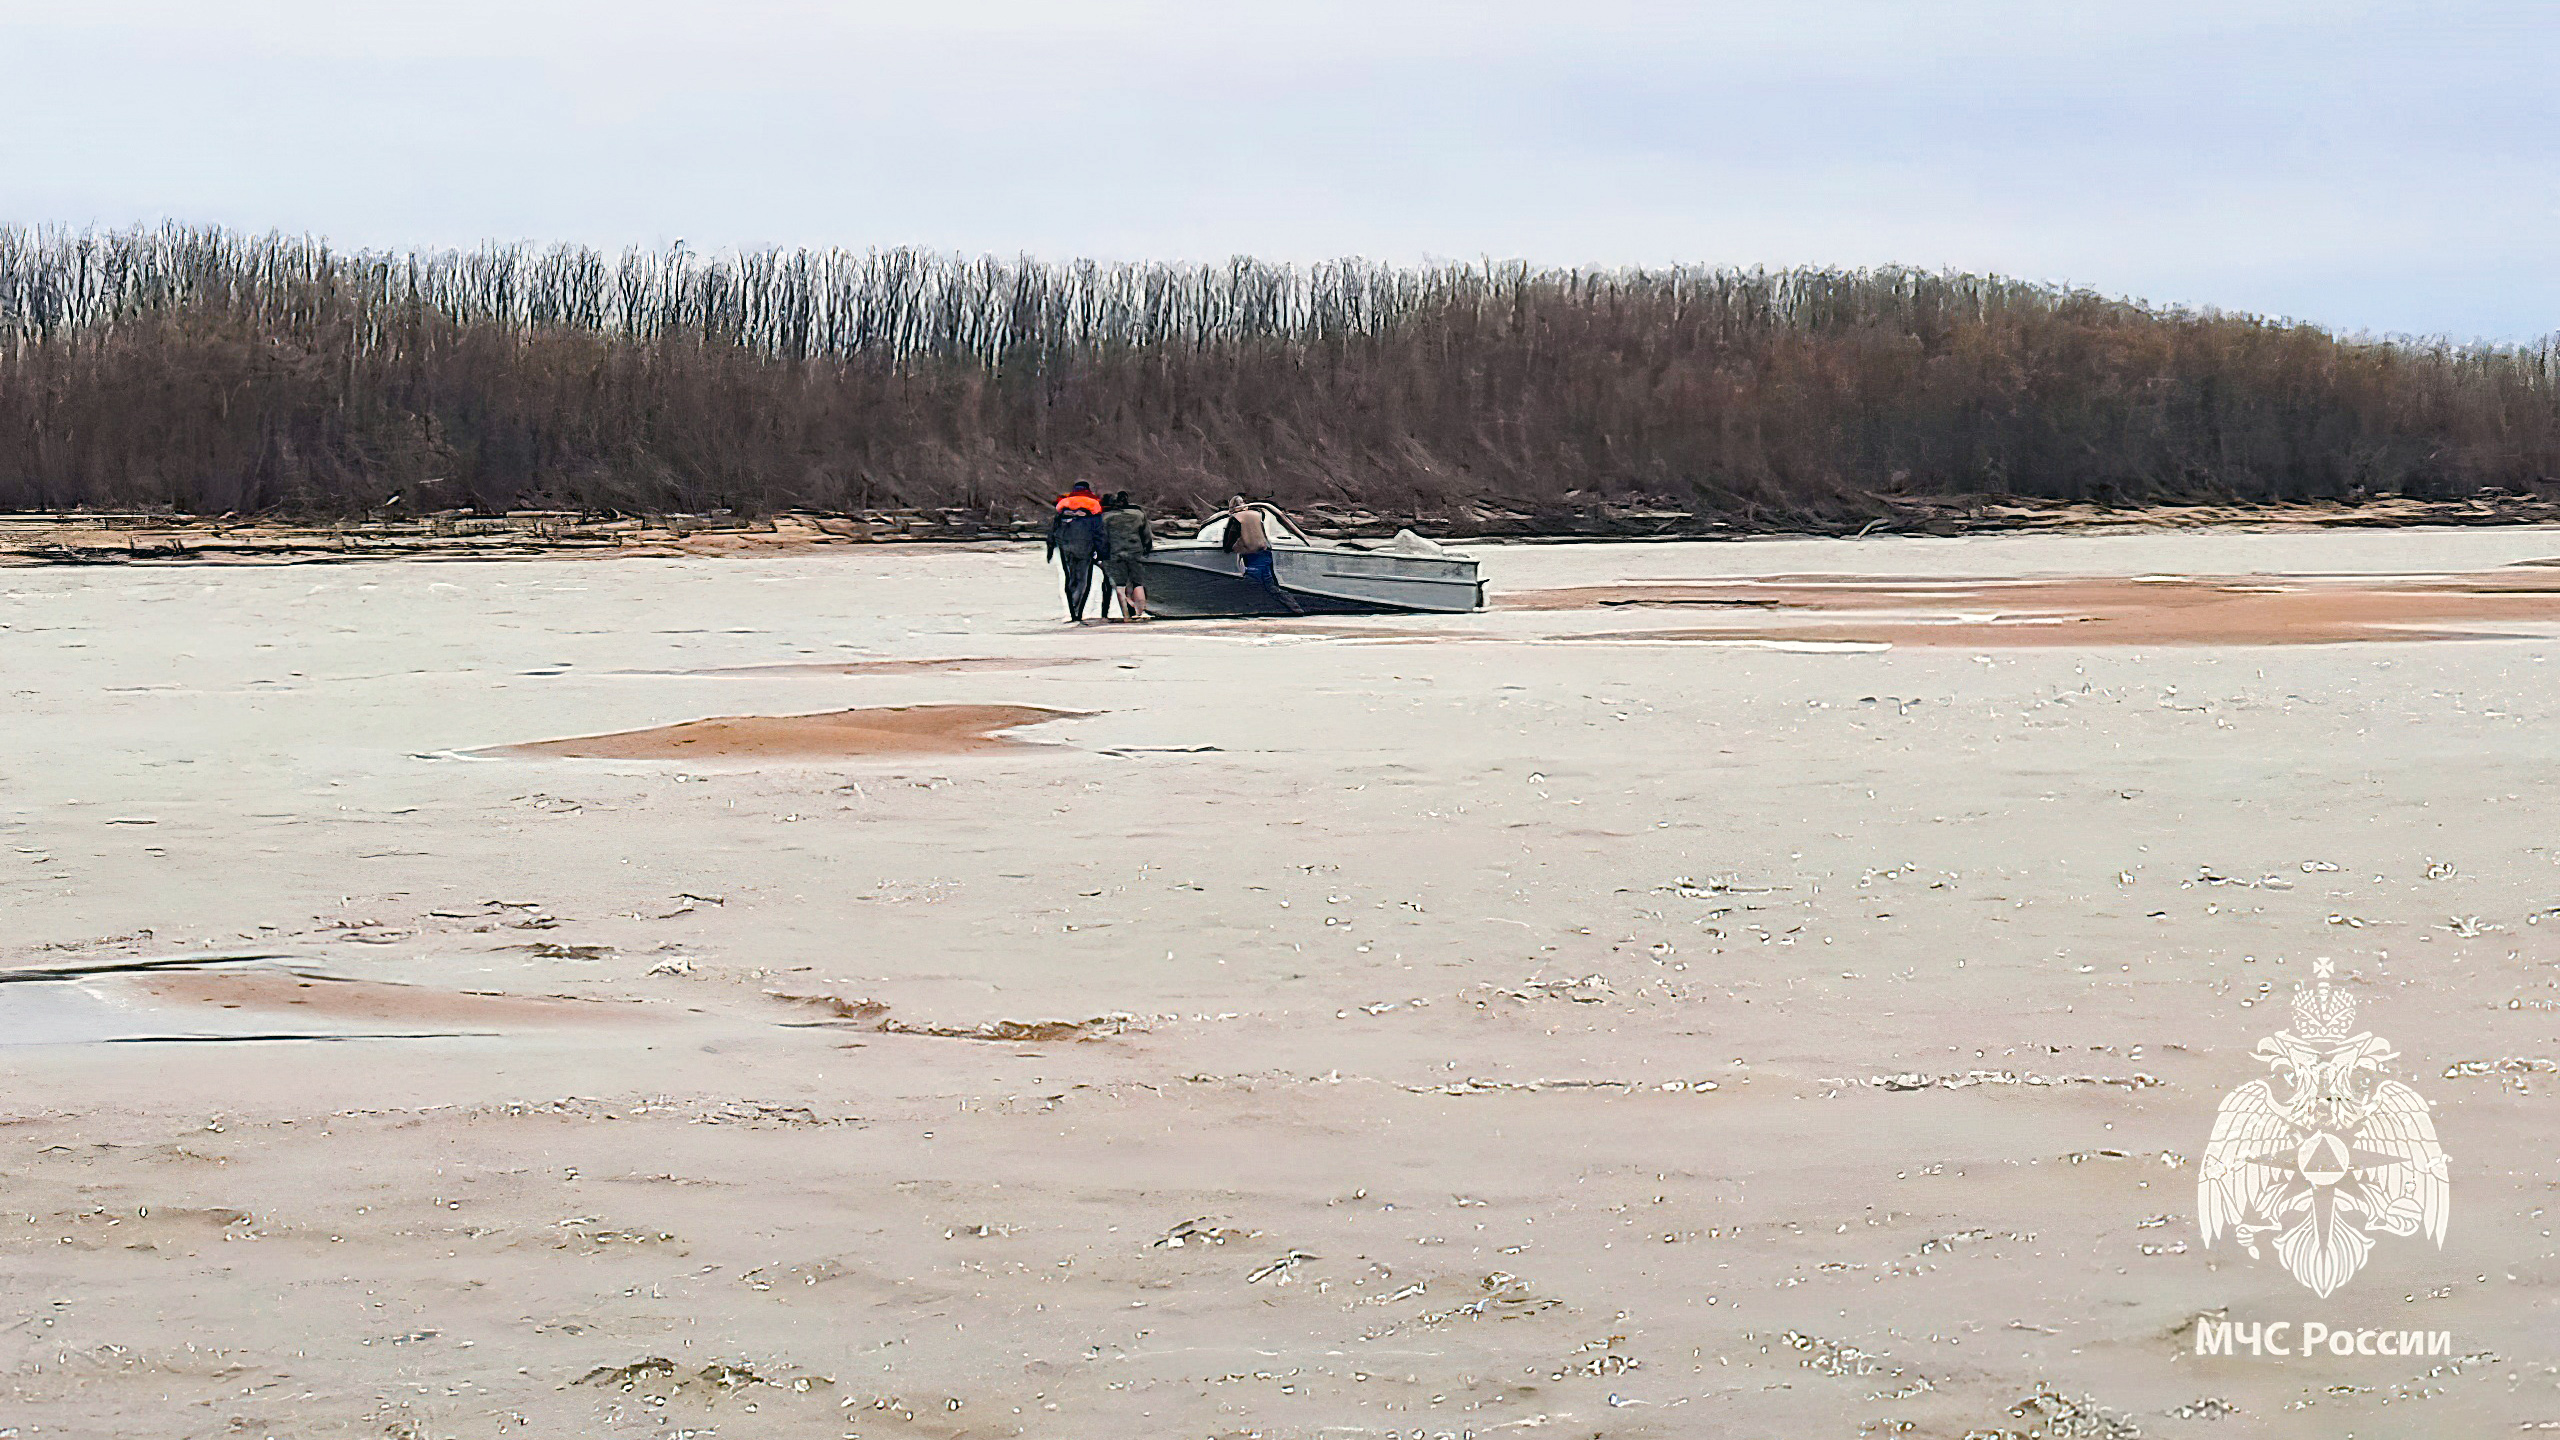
[1100,492,1155,621]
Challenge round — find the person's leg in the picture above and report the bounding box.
[1064,558,1093,621]
[1128,583,1147,620]
[1246,552,1302,614]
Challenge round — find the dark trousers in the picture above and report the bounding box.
[1061,555,1096,619]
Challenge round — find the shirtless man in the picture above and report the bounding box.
[1227,496,1302,614]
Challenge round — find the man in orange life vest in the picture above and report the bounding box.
[1045,482,1109,622]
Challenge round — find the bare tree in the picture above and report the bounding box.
[0,225,2553,522]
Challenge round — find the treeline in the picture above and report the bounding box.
[2,225,2555,523]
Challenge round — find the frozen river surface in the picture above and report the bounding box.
[4,525,2559,1437]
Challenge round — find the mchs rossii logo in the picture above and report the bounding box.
[2198,958,2449,1299]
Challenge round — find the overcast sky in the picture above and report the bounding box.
[6,1,2553,341]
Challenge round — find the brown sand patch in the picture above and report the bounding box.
[1509,573,2560,646]
[125,972,636,1026]
[490,704,1079,760]
[765,990,1137,1042]
[670,657,1091,677]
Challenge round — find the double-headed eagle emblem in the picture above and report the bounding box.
[2198,958,2448,1297]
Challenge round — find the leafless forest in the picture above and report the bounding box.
[3,226,2555,524]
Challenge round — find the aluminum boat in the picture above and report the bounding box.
[1138,506,1484,617]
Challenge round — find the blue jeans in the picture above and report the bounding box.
[1242,550,1300,612]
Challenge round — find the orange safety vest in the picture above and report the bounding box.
[1055,492,1102,515]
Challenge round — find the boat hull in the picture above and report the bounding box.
[1138,548,1482,618]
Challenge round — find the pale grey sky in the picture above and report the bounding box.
[5,0,2554,340]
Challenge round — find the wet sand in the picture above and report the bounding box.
[126,968,646,1027]
[663,657,1093,677]
[5,527,2560,1436]
[488,704,1078,760]
[1507,572,2560,644]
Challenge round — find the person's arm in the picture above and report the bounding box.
[1045,511,1061,560]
